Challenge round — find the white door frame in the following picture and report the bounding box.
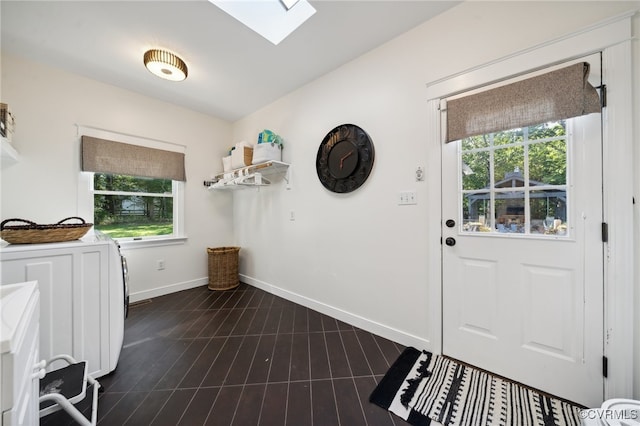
[425,13,635,400]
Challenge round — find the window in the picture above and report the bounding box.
[460,120,568,236]
[92,174,178,239]
[78,128,187,243]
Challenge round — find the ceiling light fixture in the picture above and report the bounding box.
[143,49,188,82]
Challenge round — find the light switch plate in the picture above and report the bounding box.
[398,190,417,205]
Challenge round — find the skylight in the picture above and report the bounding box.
[209,0,316,45]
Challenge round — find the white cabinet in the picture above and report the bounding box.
[1,281,41,426]
[0,238,116,379]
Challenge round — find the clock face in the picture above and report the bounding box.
[328,140,359,179]
[316,124,375,193]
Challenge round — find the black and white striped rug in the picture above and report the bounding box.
[370,347,584,426]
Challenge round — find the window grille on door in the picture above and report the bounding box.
[459,120,569,237]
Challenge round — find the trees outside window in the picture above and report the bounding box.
[93,174,175,238]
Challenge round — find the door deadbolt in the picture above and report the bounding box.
[445,219,455,228]
[445,237,456,246]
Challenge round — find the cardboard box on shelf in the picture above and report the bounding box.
[231,146,253,169]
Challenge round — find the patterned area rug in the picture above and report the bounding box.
[370,347,585,426]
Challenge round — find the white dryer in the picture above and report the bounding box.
[0,231,128,378]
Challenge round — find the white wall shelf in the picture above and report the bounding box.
[1,137,19,167]
[205,160,290,190]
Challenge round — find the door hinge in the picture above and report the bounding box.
[603,356,608,378]
[598,84,607,108]
[601,222,608,243]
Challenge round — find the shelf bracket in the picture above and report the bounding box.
[284,165,291,189]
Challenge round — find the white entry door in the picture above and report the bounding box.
[442,55,604,407]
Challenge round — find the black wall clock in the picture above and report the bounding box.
[316,124,375,193]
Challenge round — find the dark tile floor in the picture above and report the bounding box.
[93,283,408,425]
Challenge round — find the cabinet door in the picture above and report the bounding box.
[2,254,73,367]
[1,245,110,378]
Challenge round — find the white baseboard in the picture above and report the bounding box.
[240,274,432,351]
[129,277,207,303]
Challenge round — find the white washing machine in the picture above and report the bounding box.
[0,231,128,378]
[96,230,129,367]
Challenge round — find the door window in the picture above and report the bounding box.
[460,120,568,237]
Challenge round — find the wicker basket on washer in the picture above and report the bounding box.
[1,217,93,244]
[207,246,240,290]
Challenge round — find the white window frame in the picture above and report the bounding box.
[424,14,634,400]
[77,126,187,249]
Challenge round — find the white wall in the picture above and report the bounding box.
[0,53,235,300]
[230,1,640,396]
[1,0,638,400]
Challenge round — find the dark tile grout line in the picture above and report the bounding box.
[103,372,392,393]
[337,322,370,425]
[305,307,315,426]
[254,307,285,426]
[264,296,288,425]
[244,311,273,426]
[282,305,295,426]
[211,297,255,426]
[196,285,272,426]
[176,389,200,426]
[322,309,342,426]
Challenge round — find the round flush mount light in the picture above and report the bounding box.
[143,49,188,82]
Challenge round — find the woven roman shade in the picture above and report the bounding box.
[81,136,186,181]
[445,62,601,143]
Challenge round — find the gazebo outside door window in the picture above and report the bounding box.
[459,120,569,236]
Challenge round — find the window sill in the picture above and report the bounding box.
[117,236,187,250]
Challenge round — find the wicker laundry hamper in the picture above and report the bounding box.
[207,246,240,290]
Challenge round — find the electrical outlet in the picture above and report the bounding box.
[289,210,296,221]
[157,260,165,270]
